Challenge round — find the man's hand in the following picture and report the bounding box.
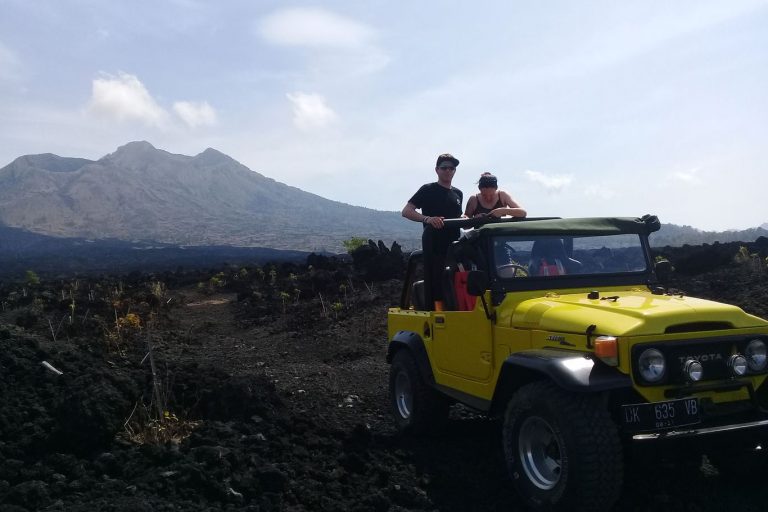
[425,216,445,229]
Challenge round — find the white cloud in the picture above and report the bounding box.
[669,167,702,184]
[173,100,217,128]
[584,184,617,199]
[286,92,337,130]
[0,41,21,81]
[88,72,168,127]
[259,7,374,49]
[525,170,573,192]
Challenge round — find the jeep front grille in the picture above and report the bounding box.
[632,335,768,386]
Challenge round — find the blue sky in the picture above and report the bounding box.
[1,0,766,231]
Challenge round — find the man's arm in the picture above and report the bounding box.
[402,202,425,222]
[402,202,444,228]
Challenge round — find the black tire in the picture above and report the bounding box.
[389,350,449,434]
[503,381,623,512]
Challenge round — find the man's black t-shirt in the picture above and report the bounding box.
[409,182,463,219]
[409,182,463,254]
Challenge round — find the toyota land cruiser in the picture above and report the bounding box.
[387,215,768,511]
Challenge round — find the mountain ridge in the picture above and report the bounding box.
[1,142,765,252]
[0,142,420,252]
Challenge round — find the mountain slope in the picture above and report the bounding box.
[0,142,420,251]
[2,142,764,253]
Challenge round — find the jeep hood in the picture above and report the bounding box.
[508,290,768,336]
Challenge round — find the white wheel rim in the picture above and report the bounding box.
[394,371,413,419]
[518,416,562,490]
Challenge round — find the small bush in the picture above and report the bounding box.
[343,237,368,253]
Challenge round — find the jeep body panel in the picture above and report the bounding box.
[505,290,766,336]
[499,349,632,391]
[388,304,499,403]
[387,328,434,385]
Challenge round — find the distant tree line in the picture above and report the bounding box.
[649,224,768,247]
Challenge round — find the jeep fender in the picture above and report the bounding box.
[491,349,631,414]
[386,330,435,386]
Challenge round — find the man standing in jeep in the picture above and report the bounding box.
[401,153,463,309]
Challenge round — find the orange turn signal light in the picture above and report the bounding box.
[594,336,618,366]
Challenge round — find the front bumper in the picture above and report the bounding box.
[633,418,768,441]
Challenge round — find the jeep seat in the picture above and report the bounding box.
[529,238,582,276]
[412,280,426,310]
[443,241,485,311]
[441,267,459,311]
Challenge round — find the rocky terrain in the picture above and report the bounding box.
[1,241,767,512]
[0,224,311,279]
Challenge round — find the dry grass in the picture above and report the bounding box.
[121,403,202,445]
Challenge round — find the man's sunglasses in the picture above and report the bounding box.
[438,166,456,171]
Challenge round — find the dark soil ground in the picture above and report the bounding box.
[1,242,768,512]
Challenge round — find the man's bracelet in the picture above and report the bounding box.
[423,216,431,223]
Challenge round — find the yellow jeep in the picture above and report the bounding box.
[387,215,768,512]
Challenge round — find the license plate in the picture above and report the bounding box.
[621,397,700,432]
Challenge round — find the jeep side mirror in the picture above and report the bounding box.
[654,259,673,284]
[466,270,489,296]
[466,270,494,322]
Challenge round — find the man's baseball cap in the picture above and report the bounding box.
[436,153,460,167]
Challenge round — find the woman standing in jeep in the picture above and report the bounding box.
[464,172,527,218]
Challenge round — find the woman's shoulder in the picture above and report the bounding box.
[499,189,522,207]
[499,189,514,200]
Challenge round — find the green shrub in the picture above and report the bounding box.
[342,237,368,253]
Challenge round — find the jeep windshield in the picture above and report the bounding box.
[491,233,649,280]
[451,216,660,290]
[414,216,661,299]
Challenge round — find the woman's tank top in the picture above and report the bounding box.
[469,193,503,216]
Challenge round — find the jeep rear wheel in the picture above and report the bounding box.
[389,350,449,434]
[503,381,622,512]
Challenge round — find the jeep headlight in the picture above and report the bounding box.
[728,354,748,376]
[745,339,767,372]
[683,359,704,382]
[638,348,666,383]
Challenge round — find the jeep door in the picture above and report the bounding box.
[431,309,493,381]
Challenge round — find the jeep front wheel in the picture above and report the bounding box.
[503,381,622,512]
[389,350,449,434]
